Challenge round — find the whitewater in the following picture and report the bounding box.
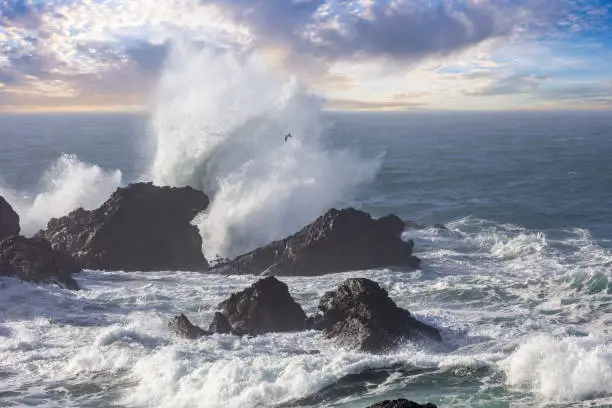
[1,43,612,407]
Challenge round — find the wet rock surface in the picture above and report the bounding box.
[315,278,441,352]
[0,196,20,241]
[168,314,210,339]
[36,182,210,272]
[0,235,80,289]
[366,399,438,408]
[217,208,420,276]
[218,276,307,335]
[169,277,442,356]
[208,311,233,334]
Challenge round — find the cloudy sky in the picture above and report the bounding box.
[1,0,611,112]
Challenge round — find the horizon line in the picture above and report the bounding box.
[1,105,611,114]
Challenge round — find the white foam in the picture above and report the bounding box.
[149,42,380,258]
[501,333,612,402]
[2,199,612,407]
[2,251,612,407]
[122,333,469,408]
[0,153,122,235]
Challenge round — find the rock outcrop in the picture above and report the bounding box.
[170,278,306,338]
[168,314,210,339]
[217,276,307,335]
[216,208,420,276]
[169,277,442,354]
[36,182,210,271]
[0,235,80,289]
[0,196,20,240]
[314,278,441,352]
[366,399,437,408]
[208,312,233,334]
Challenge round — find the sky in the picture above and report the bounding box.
[1,0,611,112]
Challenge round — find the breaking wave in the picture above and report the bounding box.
[149,42,381,258]
[0,154,122,235]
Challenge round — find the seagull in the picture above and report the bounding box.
[284,133,293,142]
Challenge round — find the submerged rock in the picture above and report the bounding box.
[0,196,20,240]
[36,182,210,272]
[366,399,437,408]
[216,208,420,276]
[169,314,210,339]
[0,235,80,289]
[316,278,441,352]
[217,276,307,335]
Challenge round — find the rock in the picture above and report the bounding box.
[366,399,437,408]
[317,278,441,352]
[217,208,420,276]
[36,182,209,271]
[0,196,20,240]
[208,311,233,334]
[0,235,80,289]
[218,276,307,335]
[169,314,210,339]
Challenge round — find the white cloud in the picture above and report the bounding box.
[1,0,611,110]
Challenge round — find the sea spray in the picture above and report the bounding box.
[149,43,381,258]
[501,333,612,402]
[0,154,122,235]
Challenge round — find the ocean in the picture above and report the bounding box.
[1,108,612,408]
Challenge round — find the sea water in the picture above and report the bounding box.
[1,46,612,408]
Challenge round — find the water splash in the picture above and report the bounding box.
[0,154,122,235]
[501,334,612,402]
[149,43,380,258]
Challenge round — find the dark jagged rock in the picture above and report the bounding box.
[36,182,209,272]
[0,196,20,240]
[218,276,307,335]
[208,311,233,334]
[216,208,420,276]
[316,278,441,352]
[0,235,80,289]
[366,399,437,408]
[169,314,210,339]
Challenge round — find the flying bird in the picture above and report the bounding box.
[284,133,293,142]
